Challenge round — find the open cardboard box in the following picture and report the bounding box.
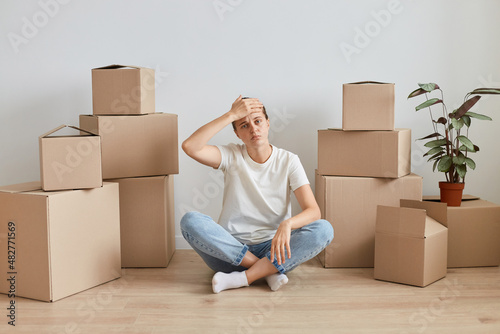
[39,125,102,191]
[318,128,411,178]
[92,64,155,115]
[0,182,121,302]
[342,81,395,131]
[374,199,448,287]
[423,195,500,267]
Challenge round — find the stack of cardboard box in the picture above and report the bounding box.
[80,65,179,268]
[315,82,424,268]
[0,124,122,302]
[0,64,179,302]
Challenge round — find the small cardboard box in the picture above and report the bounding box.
[318,128,411,178]
[79,113,179,179]
[39,125,102,191]
[92,64,155,115]
[343,81,395,131]
[374,200,448,287]
[423,195,500,267]
[0,182,121,302]
[315,171,423,268]
[106,175,176,268]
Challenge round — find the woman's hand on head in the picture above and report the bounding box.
[229,95,263,121]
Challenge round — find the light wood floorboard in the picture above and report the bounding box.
[1,250,499,333]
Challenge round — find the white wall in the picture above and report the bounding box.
[1,0,500,249]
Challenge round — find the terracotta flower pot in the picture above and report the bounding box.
[439,182,465,207]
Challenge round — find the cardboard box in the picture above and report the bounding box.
[342,81,395,131]
[315,172,422,268]
[79,113,178,179]
[106,175,175,267]
[374,200,448,287]
[318,128,411,178]
[423,195,500,267]
[92,64,155,115]
[0,182,121,302]
[39,125,102,191]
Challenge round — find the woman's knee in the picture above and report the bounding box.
[180,211,205,233]
[310,219,334,246]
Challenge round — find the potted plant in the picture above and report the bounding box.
[408,83,500,206]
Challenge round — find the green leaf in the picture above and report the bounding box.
[427,151,444,162]
[468,88,500,95]
[453,154,466,165]
[424,139,448,148]
[418,83,440,92]
[464,157,476,169]
[424,146,444,157]
[451,118,464,130]
[459,145,478,153]
[437,156,452,172]
[465,111,492,121]
[417,132,442,140]
[456,164,467,179]
[408,88,427,99]
[458,135,474,150]
[453,96,481,119]
[462,115,471,127]
[416,98,443,111]
[433,159,440,172]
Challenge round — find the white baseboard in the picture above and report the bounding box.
[175,235,192,250]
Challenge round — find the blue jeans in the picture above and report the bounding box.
[180,211,334,274]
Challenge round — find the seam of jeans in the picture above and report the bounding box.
[265,253,286,274]
[233,244,249,266]
[281,240,332,273]
[181,230,233,263]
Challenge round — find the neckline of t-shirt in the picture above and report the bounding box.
[243,144,275,167]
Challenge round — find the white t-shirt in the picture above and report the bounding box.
[216,143,310,245]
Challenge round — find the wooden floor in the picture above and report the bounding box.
[1,250,500,334]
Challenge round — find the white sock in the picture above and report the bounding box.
[212,271,249,294]
[265,273,288,291]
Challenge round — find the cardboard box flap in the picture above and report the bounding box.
[400,199,447,226]
[0,181,42,193]
[39,125,98,138]
[93,64,146,70]
[346,81,394,85]
[376,206,427,238]
[377,205,446,238]
[424,217,447,237]
[422,194,480,202]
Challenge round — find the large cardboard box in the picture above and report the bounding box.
[374,200,448,287]
[423,195,500,267]
[0,182,121,302]
[92,64,155,115]
[342,81,395,131]
[79,113,179,179]
[106,175,175,267]
[318,128,411,178]
[315,172,422,268]
[39,125,102,191]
